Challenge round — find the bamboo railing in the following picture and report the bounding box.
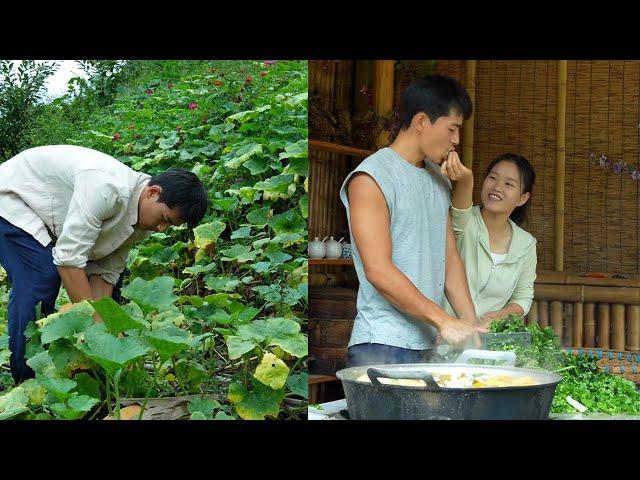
[527,272,640,351]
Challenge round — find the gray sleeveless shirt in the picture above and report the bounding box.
[339,147,451,350]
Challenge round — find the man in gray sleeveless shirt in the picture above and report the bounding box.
[340,75,486,367]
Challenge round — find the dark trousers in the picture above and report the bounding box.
[347,342,435,367]
[0,217,123,384]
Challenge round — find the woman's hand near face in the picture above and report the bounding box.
[441,150,473,182]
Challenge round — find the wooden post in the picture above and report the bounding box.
[597,303,610,349]
[627,305,640,351]
[539,301,549,328]
[572,302,584,348]
[584,303,596,348]
[463,60,476,169]
[555,60,567,271]
[611,304,626,351]
[373,60,396,149]
[564,302,573,347]
[528,301,539,325]
[551,301,564,345]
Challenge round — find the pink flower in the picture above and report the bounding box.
[189,102,198,110]
[145,88,154,95]
[264,60,277,66]
[112,133,121,141]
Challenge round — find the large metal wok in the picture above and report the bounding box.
[335,349,562,420]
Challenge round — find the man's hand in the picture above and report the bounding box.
[58,302,102,323]
[438,316,487,349]
[479,311,503,328]
[59,303,74,314]
[441,150,473,182]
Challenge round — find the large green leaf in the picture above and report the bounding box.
[203,293,240,309]
[187,397,220,418]
[254,174,293,195]
[225,336,257,360]
[263,247,293,264]
[193,221,227,249]
[91,297,146,335]
[26,350,56,376]
[158,131,179,150]
[227,379,284,420]
[48,339,89,374]
[143,326,195,362]
[220,245,257,263]
[121,276,178,315]
[287,157,308,176]
[182,263,217,276]
[246,206,271,226]
[133,137,155,153]
[50,394,99,420]
[236,317,307,358]
[243,157,269,175]
[286,373,309,399]
[0,386,29,418]
[39,301,95,344]
[299,194,309,219]
[223,143,263,169]
[228,303,261,323]
[21,378,47,406]
[253,352,289,390]
[278,139,308,160]
[78,323,150,377]
[270,332,308,358]
[38,376,77,401]
[147,245,179,265]
[174,360,208,389]
[212,197,239,212]
[74,373,101,400]
[204,275,241,292]
[230,226,252,240]
[268,209,306,236]
[226,105,271,124]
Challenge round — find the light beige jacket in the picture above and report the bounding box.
[0,145,150,285]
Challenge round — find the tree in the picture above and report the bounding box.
[0,60,58,161]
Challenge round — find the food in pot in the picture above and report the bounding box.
[356,372,538,388]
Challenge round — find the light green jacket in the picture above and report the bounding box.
[443,205,537,318]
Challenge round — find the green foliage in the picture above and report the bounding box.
[0,60,308,420]
[489,314,640,414]
[0,60,58,160]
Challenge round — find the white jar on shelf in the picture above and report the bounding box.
[325,236,344,259]
[308,237,327,259]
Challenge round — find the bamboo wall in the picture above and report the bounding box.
[308,61,353,241]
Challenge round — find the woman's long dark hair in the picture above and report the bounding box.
[484,153,535,226]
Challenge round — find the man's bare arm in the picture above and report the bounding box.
[444,214,478,323]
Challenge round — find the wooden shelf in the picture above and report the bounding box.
[308,374,337,385]
[309,139,374,159]
[309,259,354,266]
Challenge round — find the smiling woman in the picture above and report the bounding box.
[442,152,537,323]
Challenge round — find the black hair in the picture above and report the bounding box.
[484,153,535,226]
[397,74,473,131]
[148,168,209,228]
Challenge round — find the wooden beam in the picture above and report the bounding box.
[555,60,568,271]
[309,139,374,158]
[463,60,476,169]
[373,60,396,149]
